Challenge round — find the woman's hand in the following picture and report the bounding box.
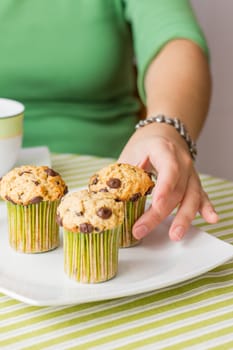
[118,123,219,241]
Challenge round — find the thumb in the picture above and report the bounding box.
[132,204,160,240]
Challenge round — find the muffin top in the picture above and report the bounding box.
[57,189,124,233]
[89,163,155,201]
[0,165,68,205]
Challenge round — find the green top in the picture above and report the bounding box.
[0,0,207,158]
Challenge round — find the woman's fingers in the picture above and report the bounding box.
[119,129,218,241]
[168,174,202,240]
[133,144,189,240]
[134,172,219,241]
[169,176,219,241]
[133,166,219,241]
[199,191,219,223]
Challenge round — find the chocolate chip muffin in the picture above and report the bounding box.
[57,189,124,283]
[0,165,67,253]
[89,163,155,247]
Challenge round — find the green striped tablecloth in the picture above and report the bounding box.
[0,153,233,350]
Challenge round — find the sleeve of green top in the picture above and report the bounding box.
[124,0,209,104]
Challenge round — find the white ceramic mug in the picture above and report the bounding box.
[0,98,24,177]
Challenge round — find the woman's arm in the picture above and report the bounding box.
[145,39,211,137]
[119,39,219,241]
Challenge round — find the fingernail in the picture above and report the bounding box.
[133,225,149,239]
[210,211,219,222]
[172,225,185,241]
[207,207,219,222]
[210,209,218,216]
[209,206,217,214]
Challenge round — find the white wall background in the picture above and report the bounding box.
[191,0,233,180]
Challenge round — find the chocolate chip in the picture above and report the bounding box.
[33,181,40,186]
[97,207,112,219]
[75,211,83,216]
[99,188,109,192]
[94,227,100,232]
[114,198,122,202]
[145,186,154,196]
[130,192,142,202]
[106,178,121,189]
[44,168,59,177]
[19,171,32,176]
[56,214,63,226]
[79,223,94,233]
[5,195,16,205]
[92,177,98,185]
[28,196,43,204]
[146,171,153,179]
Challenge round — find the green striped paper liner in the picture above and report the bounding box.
[7,200,60,253]
[63,226,121,283]
[120,196,146,248]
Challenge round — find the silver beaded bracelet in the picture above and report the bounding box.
[135,115,197,160]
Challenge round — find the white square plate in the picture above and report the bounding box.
[0,200,232,306]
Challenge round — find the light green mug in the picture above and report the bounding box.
[0,98,24,177]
